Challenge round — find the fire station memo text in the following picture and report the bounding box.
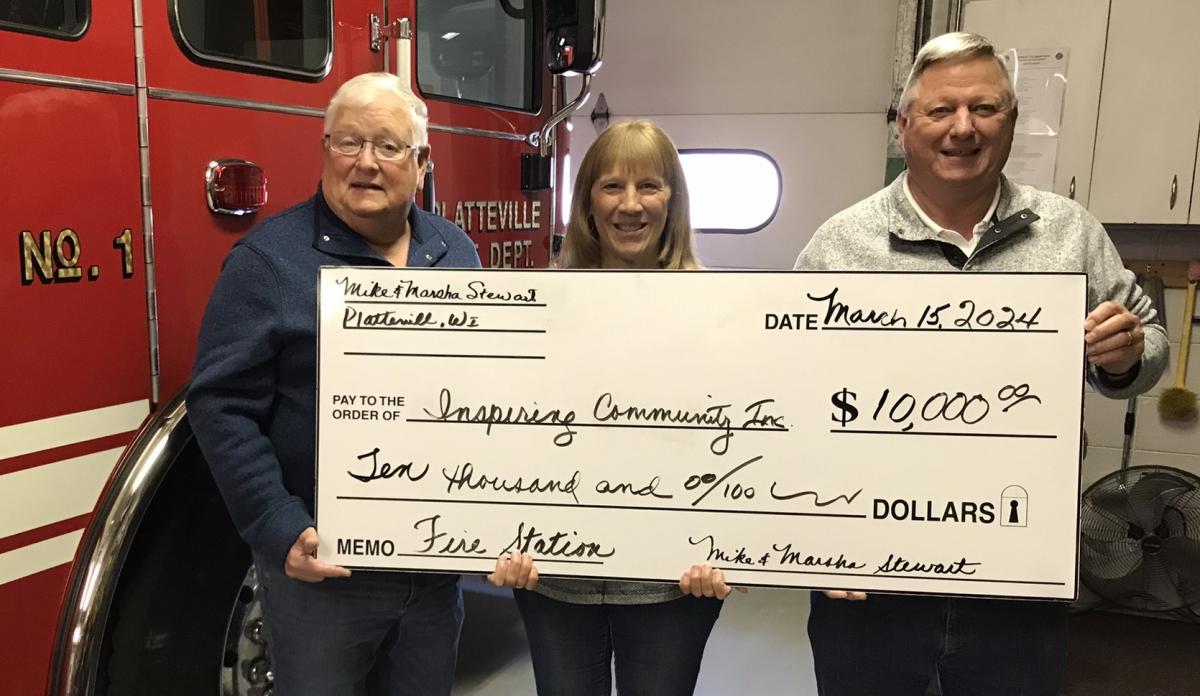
[315,268,1086,600]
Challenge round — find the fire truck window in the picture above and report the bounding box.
[0,0,87,38]
[173,0,331,77]
[416,0,538,112]
[679,150,781,234]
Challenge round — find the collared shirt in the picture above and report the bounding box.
[902,176,1001,257]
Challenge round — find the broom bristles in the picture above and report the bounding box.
[1159,386,1198,421]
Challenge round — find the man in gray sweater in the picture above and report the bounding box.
[795,32,1167,696]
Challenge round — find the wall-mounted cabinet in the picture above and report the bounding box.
[1088,0,1200,224]
[964,0,1200,224]
[963,0,1109,207]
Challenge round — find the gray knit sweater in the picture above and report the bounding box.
[795,173,1168,399]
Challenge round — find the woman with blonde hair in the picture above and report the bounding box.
[557,120,700,271]
[487,120,732,696]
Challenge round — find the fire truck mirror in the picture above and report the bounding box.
[542,0,604,76]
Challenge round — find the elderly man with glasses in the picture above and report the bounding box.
[187,73,479,696]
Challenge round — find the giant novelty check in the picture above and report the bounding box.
[316,269,1085,599]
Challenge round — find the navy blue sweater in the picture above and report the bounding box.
[187,188,481,569]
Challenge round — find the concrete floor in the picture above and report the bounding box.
[453,578,817,695]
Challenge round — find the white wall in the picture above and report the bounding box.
[566,0,901,268]
[1083,285,1200,490]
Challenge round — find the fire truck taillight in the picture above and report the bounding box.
[205,159,268,216]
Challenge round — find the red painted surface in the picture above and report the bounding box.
[0,432,136,477]
[146,0,387,399]
[0,3,133,84]
[142,1,381,109]
[0,566,73,696]
[0,81,150,427]
[0,515,91,556]
[1,1,565,691]
[149,100,329,398]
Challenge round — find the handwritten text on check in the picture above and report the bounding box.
[316,269,1085,599]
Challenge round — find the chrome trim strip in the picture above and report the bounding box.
[147,89,527,141]
[0,67,134,95]
[0,75,534,143]
[49,394,192,696]
[134,2,161,407]
[428,123,528,142]
[147,87,325,117]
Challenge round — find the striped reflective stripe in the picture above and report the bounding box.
[0,400,148,460]
[0,447,123,539]
[0,530,85,586]
[0,402,149,585]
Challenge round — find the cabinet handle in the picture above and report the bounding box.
[1170,175,1178,210]
[1068,176,1076,200]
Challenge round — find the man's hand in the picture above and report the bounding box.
[1084,301,1145,375]
[823,590,868,601]
[679,563,747,600]
[284,527,352,582]
[487,551,539,589]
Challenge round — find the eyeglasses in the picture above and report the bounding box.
[324,132,421,162]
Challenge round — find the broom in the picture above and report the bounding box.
[1159,261,1199,421]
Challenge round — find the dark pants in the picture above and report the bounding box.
[255,556,463,696]
[514,589,723,696]
[808,592,1068,696]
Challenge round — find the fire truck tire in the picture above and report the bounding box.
[96,444,250,695]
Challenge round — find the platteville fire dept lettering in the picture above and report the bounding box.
[449,199,543,268]
[452,200,541,233]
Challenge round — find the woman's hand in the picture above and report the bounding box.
[822,590,868,601]
[487,551,539,590]
[679,563,747,600]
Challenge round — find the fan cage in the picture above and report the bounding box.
[1080,465,1200,613]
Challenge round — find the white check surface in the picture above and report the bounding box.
[316,269,1085,599]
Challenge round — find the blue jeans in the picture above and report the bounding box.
[808,592,1068,696]
[513,589,723,696]
[255,556,463,696]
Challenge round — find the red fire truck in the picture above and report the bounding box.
[0,1,602,693]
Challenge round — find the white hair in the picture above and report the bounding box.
[898,32,1015,115]
[323,72,430,146]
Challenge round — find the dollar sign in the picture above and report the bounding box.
[831,388,858,427]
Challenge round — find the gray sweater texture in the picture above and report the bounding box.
[795,173,1168,399]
